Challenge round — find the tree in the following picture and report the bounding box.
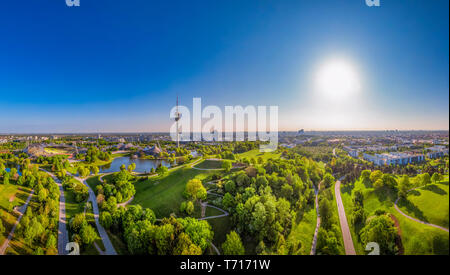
[431,173,441,184]
[361,170,371,184]
[179,218,214,251]
[3,173,9,185]
[100,211,113,229]
[224,180,236,193]
[70,213,87,233]
[319,198,333,229]
[46,234,57,249]
[222,231,245,255]
[373,178,384,191]
[174,232,202,255]
[128,163,136,173]
[360,214,398,255]
[185,201,194,215]
[370,170,383,184]
[421,173,431,186]
[281,184,293,199]
[80,224,97,246]
[156,165,168,176]
[398,175,411,199]
[222,160,232,172]
[323,173,335,188]
[185,179,207,201]
[0,220,4,236]
[91,166,100,175]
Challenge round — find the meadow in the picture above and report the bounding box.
[397,179,449,229]
[131,167,216,218]
[237,149,281,162]
[0,184,32,246]
[340,178,449,255]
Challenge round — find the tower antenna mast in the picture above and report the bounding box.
[175,96,181,148]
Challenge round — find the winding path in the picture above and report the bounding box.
[335,180,356,255]
[40,169,69,255]
[310,185,321,255]
[0,190,34,255]
[198,180,230,255]
[394,193,449,233]
[70,173,117,255]
[198,204,229,220]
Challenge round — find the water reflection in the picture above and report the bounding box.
[99,157,171,174]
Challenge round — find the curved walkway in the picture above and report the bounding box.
[198,204,229,220]
[335,180,356,255]
[394,196,449,233]
[310,185,321,255]
[70,173,117,255]
[40,169,69,255]
[0,190,34,255]
[117,196,134,208]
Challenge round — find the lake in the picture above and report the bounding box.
[99,157,171,174]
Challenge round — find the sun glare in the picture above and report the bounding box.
[315,59,360,99]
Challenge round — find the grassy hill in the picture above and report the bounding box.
[131,167,216,218]
[340,177,449,255]
[398,179,449,229]
[0,184,32,246]
[237,149,281,162]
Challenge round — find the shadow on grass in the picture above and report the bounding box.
[422,184,447,195]
[7,240,31,255]
[374,187,396,207]
[397,198,428,222]
[433,235,449,255]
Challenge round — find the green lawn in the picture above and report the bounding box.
[287,204,317,255]
[340,178,449,255]
[0,184,32,245]
[398,180,449,229]
[237,149,281,162]
[131,167,216,218]
[86,175,102,192]
[194,159,224,169]
[65,178,104,255]
[64,179,87,224]
[206,216,233,253]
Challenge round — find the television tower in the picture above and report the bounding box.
[174,96,181,148]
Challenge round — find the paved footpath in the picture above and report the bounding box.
[394,197,449,233]
[0,190,34,255]
[71,174,117,255]
[310,185,321,255]
[335,180,356,255]
[41,169,69,255]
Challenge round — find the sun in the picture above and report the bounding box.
[315,59,360,99]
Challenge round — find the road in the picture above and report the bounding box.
[310,185,321,255]
[41,169,69,255]
[71,173,117,255]
[0,190,34,255]
[335,180,356,255]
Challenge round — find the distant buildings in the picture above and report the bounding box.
[363,152,425,166]
[426,145,449,159]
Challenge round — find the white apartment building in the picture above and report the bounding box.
[363,152,425,166]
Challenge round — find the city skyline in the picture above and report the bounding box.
[0,0,448,133]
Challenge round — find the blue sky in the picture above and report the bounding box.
[0,0,448,133]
